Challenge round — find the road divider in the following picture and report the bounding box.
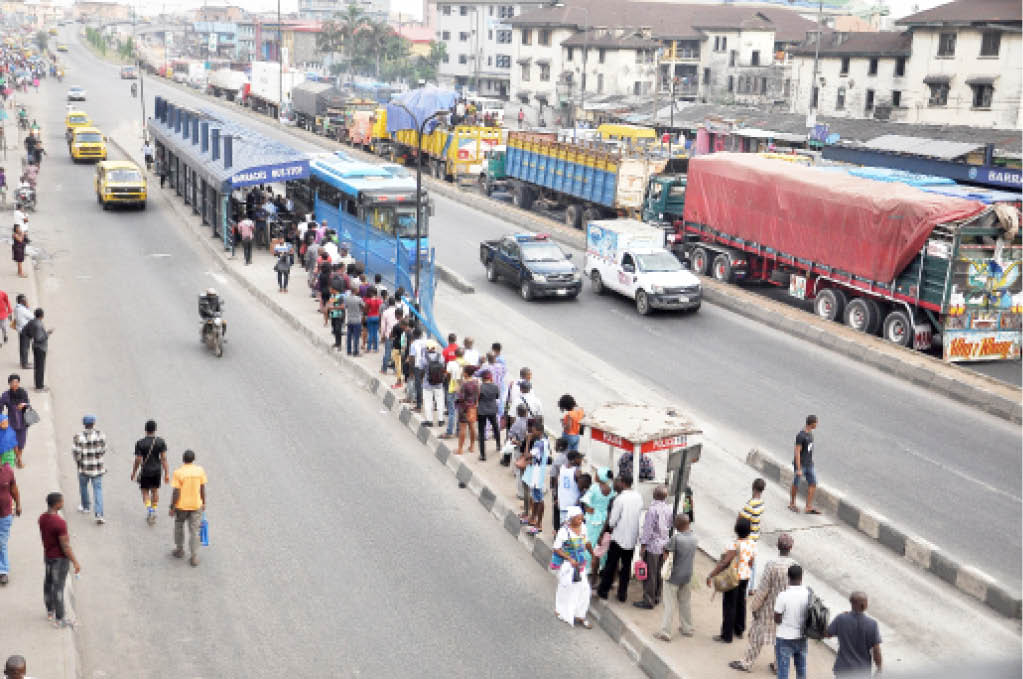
[434,264,475,294]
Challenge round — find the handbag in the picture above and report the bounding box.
[514,450,530,471]
[710,551,741,593]
[634,560,648,581]
[22,405,39,427]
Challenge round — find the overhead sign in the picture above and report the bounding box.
[229,160,309,188]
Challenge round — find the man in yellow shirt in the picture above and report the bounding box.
[169,450,207,567]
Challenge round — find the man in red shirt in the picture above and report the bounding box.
[38,492,80,627]
[0,461,21,585]
[442,333,459,364]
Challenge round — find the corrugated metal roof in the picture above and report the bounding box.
[863,134,984,160]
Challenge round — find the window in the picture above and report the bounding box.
[488,30,492,40]
[895,57,905,77]
[751,50,759,66]
[703,67,710,85]
[460,5,468,16]
[442,31,450,41]
[760,76,767,93]
[868,57,878,75]
[891,90,902,107]
[927,82,949,106]
[539,63,550,81]
[937,32,956,57]
[598,48,606,64]
[634,81,642,95]
[521,29,531,45]
[458,54,467,64]
[836,86,846,109]
[566,47,573,62]
[459,32,469,42]
[981,31,1001,57]
[489,5,493,15]
[441,5,451,16]
[840,56,850,75]
[539,29,551,46]
[581,73,586,91]
[971,83,994,108]
[499,6,514,19]
[597,73,603,93]
[783,78,790,98]
[729,50,736,66]
[865,88,875,110]
[497,30,511,44]
[713,36,727,52]
[727,75,734,92]
[520,63,530,81]
[487,56,492,66]
[496,54,510,68]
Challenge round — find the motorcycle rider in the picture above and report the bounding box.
[16,107,27,130]
[198,288,226,340]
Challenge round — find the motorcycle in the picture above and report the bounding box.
[200,316,225,357]
[15,185,35,212]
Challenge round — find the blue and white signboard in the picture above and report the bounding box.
[228,160,309,189]
[967,166,1023,190]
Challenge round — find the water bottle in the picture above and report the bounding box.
[199,512,209,547]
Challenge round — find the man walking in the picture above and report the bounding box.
[635,484,672,609]
[773,564,809,679]
[0,460,21,585]
[343,289,364,357]
[422,342,446,428]
[23,309,51,392]
[237,217,255,265]
[170,450,207,567]
[38,492,81,628]
[71,415,106,525]
[730,533,796,673]
[597,473,643,602]
[789,415,819,514]
[131,420,169,526]
[740,478,766,589]
[826,591,882,678]
[654,513,697,641]
[13,295,31,370]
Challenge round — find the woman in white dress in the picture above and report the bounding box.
[552,506,595,627]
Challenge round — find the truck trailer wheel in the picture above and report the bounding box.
[486,262,499,282]
[582,207,602,224]
[883,309,913,347]
[712,254,734,283]
[813,288,847,322]
[512,185,534,211]
[636,290,651,315]
[565,204,582,229]
[590,271,604,294]
[844,298,882,335]
[690,247,709,276]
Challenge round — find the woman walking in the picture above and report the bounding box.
[455,365,480,455]
[11,225,26,278]
[476,370,500,461]
[552,506,595,628]
[0,375,29,468]
[581,467,615,581]
[706,516,756,644]
[364,287,382,353]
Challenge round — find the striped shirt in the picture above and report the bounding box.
[740,496,765,541]
[72,429,107,477]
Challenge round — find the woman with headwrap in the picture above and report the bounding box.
[581,466,615,581]
[0,375,29,468]
[0,414,19,467]
[551,505,594,628]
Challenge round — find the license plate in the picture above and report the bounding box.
[556,289,568,295]
[678,295,689,303]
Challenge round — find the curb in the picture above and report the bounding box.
[746,448,1022,619]
[152,82,1022,425]
[435,263,475,294]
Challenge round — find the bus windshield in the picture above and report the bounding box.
[75,133,102,143]
[366,204,428,240]
[108,169,143,183]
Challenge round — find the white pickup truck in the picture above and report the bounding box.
[584,219,701,315]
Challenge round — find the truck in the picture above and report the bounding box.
[391,125,502,185]
[248,61,305,119]
[347,107,390,154]
[675,153,1023,361]
[479,232,583,301]
[291,81,347,134]
[585,219,702,315]
[502,130,687,230]
[208,68,248,101]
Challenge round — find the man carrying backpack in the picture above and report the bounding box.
[423,342,446,428]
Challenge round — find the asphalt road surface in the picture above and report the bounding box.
[30,43,645,678]
[65,33,1022,590]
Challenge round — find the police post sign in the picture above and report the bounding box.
[229,161,309,189]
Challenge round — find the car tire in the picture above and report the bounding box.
[486,262,498,282]
[882,309,913,347]
[687,302,701,313]
[712,254,734,283]
[690,247,709,276]
[140,202,147,211]
[636,290,651,315]
[813,288,847,322]
[590,271,604,294]
[520,280,534,301]
[565,204,582,230]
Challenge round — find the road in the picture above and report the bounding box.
[64,33,1022,589]
[30,40,645,678]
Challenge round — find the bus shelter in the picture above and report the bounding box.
[149,95,310,249]
[581,403,702,516]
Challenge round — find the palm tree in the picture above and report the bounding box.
[360,20,394,78]
[427,41,447,69]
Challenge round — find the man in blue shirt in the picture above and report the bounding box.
[826,591,882,678]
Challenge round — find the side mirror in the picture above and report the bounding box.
[565,252,573,260]
[623,263,635,273]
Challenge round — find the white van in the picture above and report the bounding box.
[584,219,701,315]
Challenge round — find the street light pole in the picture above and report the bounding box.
[809,0,822,115]
[277,0,282,120]
[134,2,146,147]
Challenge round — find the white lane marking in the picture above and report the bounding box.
[896,444,1022,503]
[206,272,228,285]
[147,253,172,258]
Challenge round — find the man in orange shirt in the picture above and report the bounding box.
[169,450,207,567]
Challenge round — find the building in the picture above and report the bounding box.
[253,19,323,68]
[789,31,912,121]
[430,1,548,98]
[72,1,131,21]
[396,24,434,58]
[300,0,391,22]
[559,28,660,104]
[192,5,246,23]
[896,0,1021,130]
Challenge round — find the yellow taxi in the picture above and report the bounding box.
[69,126,107,162]
[95,161,147,210]
[65,109,92,142]
[56,44,68,52]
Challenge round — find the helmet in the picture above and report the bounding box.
[205,288,217,296]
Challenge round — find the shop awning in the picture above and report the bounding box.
[923,74,951,84]
[965,76,997,86]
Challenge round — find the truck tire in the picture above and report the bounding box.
[813,288,847,322]
[636,290,651,315]
[582,207,602,224]
[712,254,734,283]
[883,309,913,347]
[486,262,498,282]
[844,298,882,335]
[590,270,604,294]
[520,279,534,301]
[690,247,709,276]
[863,298,884,334]
[565,204,582,229]
[512,185,534,211]
[479,174,492,196]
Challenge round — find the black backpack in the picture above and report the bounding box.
[427,354,446,385]
[803,587,830,640]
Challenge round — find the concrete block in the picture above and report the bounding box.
[985,585,1023,619]
[416,425,430,444]
[904,536,935,569]
[597,603,625,642]
[455,462,473,485]
[532,539,552,568]
[435,442,451,464]
[398,407,411,426]
[815,487,840,514]
[927,549,958,586]
[878,523,906,556]
[909,368,936,389]
[856,511,881,540]
[478,485,496,511]
[382,390,396,409]
[504,510,522,538]
[955,565,995,602]
[638,645,677,679]
[836,498,861,528]
[435,264,476,294]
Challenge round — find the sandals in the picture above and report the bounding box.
[787,505,799,513]
[805,508,822,515]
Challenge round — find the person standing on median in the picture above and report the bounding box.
[597,472,643,603]
[38,492,81,628]
[826,591,882,678]
[131,420,170,526]
[343,288,364,357]
[740,478,766,589]
[790,415,820,515]
[422,342,446,429]
[14,295,32,370]
[730,532,796,674]
[773,564,810,679]
[635,484,672,610]
[236,216,255,265]
[170,450,207,567]
[0,458,22,585]
[0,375,30,468]
[654,513,697,642]
[707,516,756,644]
[72,415,106,525]
[23,308,51,392]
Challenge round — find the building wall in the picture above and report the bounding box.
[509,24,572,106]
[73,2,131,21]
[902,26,1021,130]
[562,43,657,99]
[699,29,786,105]
[299,0,391,21]
[790,52,909,120]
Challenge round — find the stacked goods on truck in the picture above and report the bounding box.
[248,61,305,118]
[208,68,248,101]
[676,153,1023,361]
[291,81,347,133]
[391,125,502,184]
[502,128,686,229]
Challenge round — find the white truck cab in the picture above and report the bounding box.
[584,219,702,315]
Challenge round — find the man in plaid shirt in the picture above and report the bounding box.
[72,415,107,525]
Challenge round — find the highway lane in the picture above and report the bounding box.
[31,44,644,678]
[66,36,1022,587]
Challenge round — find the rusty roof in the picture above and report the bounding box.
[897,0,1022,26]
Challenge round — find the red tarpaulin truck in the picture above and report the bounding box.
[674,153,1022,362]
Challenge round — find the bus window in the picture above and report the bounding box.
[345,199,358,217]
[395,207,425,239]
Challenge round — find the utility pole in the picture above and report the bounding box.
[277,0,282,120]
[809,0,822,116]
